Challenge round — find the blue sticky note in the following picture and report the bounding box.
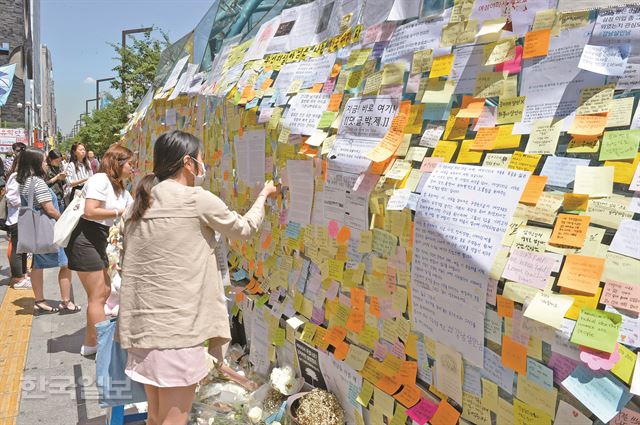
[562,365,633,424]
[285,221,301,239]
[232,268,247,281]
[463,361,482,397]
[526,358,554,391]
[540,157,590,187]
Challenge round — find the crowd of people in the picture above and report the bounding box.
[0,132,277,424]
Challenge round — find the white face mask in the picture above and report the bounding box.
[189,157,207,186]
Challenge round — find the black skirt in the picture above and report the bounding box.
[65,218,110,272]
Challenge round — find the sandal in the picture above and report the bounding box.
[34,300,59,315]
[59,300,82,314]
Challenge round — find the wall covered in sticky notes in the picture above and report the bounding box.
[123,0,640,423]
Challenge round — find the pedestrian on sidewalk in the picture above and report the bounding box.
[5,155,30,289]
[65,144,134,357]
[65,143,93,204]
[45,150,68,211]
[118,130,277,425]
[16,147,80,314]
[88,150,99,175]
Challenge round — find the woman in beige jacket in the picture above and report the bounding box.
[119,130,276,425]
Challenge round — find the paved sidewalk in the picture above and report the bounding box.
[0,238,143,424]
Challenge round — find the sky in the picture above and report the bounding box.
[41,0,215,135]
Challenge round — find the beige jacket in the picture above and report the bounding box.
[117,179,265,350]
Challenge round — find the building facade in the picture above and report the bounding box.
[0,0,54,147]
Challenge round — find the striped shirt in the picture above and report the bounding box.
[19,176,53,205]
[65,161,93,183]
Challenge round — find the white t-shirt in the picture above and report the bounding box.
[84,173,133,226]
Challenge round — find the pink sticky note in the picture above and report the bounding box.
[496,45,522,74]
[328,220,340,238]
[579,343,621,371]
[610,408,640,425]
[407,397,439,425]
[420,157,444,172]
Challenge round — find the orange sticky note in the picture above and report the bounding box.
[346,308,365,332]
[557,254,605,295]
[430,400,461,425]
[502,335,528,374]
[568,114,608,136]
[497,295,514,318]
[377,375,403,395]
[324,327,347,346]
[334,341,349,361]
[351,287,366,310]
[327,93,344,112]
[520,175,548,205]
[337,225,351,245]
[563,193,589,212]
[523,29,551,59]
[549,213,591,248]
[394,384,421,408]
[458,97,486,118]
[471,127,499,150]
[367,131,403,163]
[398,361,418,385]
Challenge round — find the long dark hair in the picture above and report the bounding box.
[16,147,46,185]
[70,143,90,172]
[128,130,202,222]
[47,149,63,168]
[98,144,133,196]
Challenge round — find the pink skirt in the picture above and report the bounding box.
[125,346,209,387]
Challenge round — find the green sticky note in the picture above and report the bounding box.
[256,293,270,307]
[318,111,337,128]
[272,327,286,347]
[599,129,640,161]
[611,344,636,384]
[570,307,622,353]
[357,379,374,407]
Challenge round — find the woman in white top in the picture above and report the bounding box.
[65,143,93,201]
[5,156,29,289]
[65,144,134,356]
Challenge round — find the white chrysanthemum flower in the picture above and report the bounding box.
[270,365,297,395]
[247,406,263,423]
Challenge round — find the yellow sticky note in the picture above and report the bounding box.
[494,124,521,149]
[497,96,525,124]
[411,49,433,74]
[611,345,636,384]
[513,399,551,425]
[429,54,454,79]
[382,62,406,86]
[484,37,516,66]
[482,378,499,412]
[456,140,483,164]
[432,140,459,162]
[508,151,541,172]
[562,287,603,320]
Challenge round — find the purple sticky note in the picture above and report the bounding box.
[547,352,579,387]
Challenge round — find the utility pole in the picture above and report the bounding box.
[96,77,115,110]
[121,27,153,99]
[86,98,98,115]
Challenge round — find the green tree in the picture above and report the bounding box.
[70,28,169,155]
[110,28,170,107]
[71,96,130,156]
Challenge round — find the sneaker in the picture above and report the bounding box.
[13,278,32,290]
[80,345,97,356]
